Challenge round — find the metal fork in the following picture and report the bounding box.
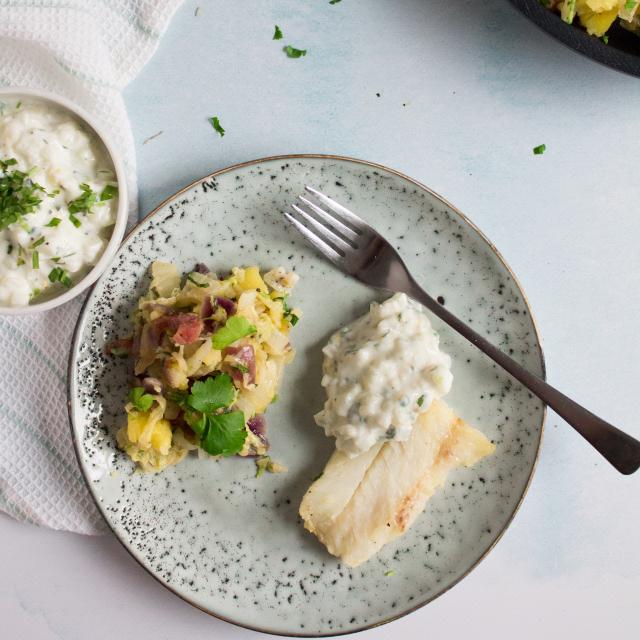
[284,186,640,475]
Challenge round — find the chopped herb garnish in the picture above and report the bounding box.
[15,101,22,109]
[48,267,72,287]
[45,217,61,227]
[188,374,235,413]
[211,315,257,349]
[187,273,208,288]
[288,313,299,326]
[271,394,278,404]
[209,116,225,137]
[625,0,636,9]
[273,25,283,40]
[602,35,609,44]
[69,213,81,228]
[16,246,25,266]
[329,0,342,4]
[0,158,46,230]
[199,411,247,457]
[30,236,45,249]
[178,375,246,456]
[31,250,39,269]
[68,183,98,214]
[100,184,118,201]
[129,387,154,412]
[255,456,286,477]
[384,569,396,577]
[417,394,425,407]
[284,45,307,58]
[233,363,250,374]
[533,144,546,155]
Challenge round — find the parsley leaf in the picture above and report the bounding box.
[273,25,283,40]
[68,183,98,214]
[188,374,235,413]
[533,144,546,155]
[284,45,307,58]
[211,316,257,349]
[209,116,225,137]
[129,387,154,412]
[100,184,118,201]
[0,158,46,230]
[200,411,247,456]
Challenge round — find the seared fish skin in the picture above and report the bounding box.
[299,400,495,567]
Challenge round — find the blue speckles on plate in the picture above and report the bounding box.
[68,155,545,637]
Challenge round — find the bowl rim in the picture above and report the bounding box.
[0,86,129,315]
[67,153,547,638]
[508,0,640,78]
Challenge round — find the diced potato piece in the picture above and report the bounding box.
[127,412,148,444]
[583,0,618,11]
[240,266,267,292]
[150,419,172,455]
[576,0,619,34]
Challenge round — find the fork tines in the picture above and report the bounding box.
[283,186,367,260]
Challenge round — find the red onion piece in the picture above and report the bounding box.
[225,344,256,385]
[247,414,268,446]
[216,296,236,316]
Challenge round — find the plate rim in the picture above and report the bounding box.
[67,153,547,637]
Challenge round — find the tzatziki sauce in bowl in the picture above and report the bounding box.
[0,88,127,314]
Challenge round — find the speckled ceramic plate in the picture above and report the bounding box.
[69,155,545,637]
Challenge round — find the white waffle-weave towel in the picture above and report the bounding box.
[0,0,183,535]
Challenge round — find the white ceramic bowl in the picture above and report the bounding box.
[0,87,128,315]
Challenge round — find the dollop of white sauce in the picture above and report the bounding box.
[0,99,118,306]
[315,293,453,457]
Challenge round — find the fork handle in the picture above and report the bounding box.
[406,278,640,475]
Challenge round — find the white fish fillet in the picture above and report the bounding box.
[299,400,495,567]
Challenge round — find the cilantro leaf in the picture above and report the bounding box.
[188,374,235,413]
[209,116,225,137]
[200,411,247,456]
[129,387,154,412]
[283,45,307,58]
[211,316,257,349]
[533,144,546,155]
[273,25,283,40]
[68,183,98,214]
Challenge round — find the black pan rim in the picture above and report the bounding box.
[508,0,640,78]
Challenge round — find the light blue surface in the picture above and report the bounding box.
[3,1,639,638]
